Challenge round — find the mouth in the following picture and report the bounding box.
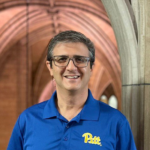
[64,75,80,79]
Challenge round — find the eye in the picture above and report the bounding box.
[55,57,68,63]
[75,57,86,63]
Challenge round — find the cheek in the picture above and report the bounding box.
[60,68,66,75]
[83,67,91,73]
[85,69,92,79]
[77,68,83,74]
[81,68,91,79]
[53,68,65,78]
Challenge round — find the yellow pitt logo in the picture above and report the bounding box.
[82,133,102,146]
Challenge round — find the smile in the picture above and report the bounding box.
[64,75,80,79]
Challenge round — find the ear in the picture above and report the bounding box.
[46,61,53,77]
[90,63,94,75]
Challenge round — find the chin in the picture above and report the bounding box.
[65,86,81,92]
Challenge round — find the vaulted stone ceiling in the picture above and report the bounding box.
[0,0,121,109]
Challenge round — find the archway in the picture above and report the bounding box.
[0,0,145,149]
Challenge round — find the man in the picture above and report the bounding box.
[7,30,136,150]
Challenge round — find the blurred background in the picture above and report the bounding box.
[1,0,150,150]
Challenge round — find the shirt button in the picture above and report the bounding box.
[66,125,69,128]
[63,137,68,141]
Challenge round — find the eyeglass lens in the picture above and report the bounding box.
[53,56,90,67]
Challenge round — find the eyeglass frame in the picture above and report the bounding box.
[50,55,91,68]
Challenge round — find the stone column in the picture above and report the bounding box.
[101,0,142,149]
[138,0,150,149]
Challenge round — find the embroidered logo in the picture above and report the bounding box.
[82,132,102,146]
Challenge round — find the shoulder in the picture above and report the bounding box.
[97,100,127,124]
[99,100,125,116]
[18,100,49,123]
[23,100,48,114]
[96,100,131,134]
[91,96,136,149]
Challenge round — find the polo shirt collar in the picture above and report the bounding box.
[43,90,100,121]
[80,90,100,121]
[43,91,58,119]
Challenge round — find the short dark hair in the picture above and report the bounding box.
[47,30,95,68]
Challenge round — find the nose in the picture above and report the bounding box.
[66,59,77,70]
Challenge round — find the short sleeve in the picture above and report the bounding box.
[7,116,23,150]
[116,119,137,150]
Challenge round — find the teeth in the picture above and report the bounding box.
[66,76,78,79]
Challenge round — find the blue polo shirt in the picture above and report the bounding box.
[7,90,136,150]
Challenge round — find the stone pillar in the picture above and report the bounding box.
[138,0,150,149]
[101,0,142,149]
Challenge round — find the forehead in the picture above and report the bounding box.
[52,42,89,56]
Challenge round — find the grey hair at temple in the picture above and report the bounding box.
[47,30,95,68]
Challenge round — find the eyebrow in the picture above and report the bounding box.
[54,55,88,57]
[54,55,68,57]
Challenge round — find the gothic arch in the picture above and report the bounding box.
[0,1,121,108]
[1,0,147,149]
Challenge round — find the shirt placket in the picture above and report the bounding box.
[60,121,72,150]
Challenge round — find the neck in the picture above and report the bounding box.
[55,88,88,121]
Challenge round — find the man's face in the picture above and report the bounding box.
[46,42,93,92]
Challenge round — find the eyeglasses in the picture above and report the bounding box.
[51,55,91,68]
